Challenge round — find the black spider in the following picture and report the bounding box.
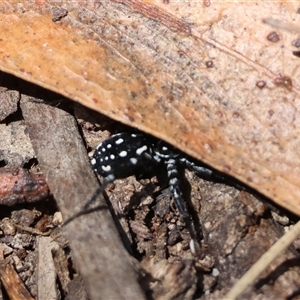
[64,131,229,251]
[89,132,222,221]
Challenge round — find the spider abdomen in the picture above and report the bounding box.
[91,133,154,179]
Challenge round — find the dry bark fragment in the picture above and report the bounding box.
[0,259,34,300]
[37,237,60,300]
[0,120,36,166]
[0,88,20,121]
[0,165,49,206]
[141,257,197,300]
[66,275,89,300]
[20,96,145,300]
[196,180,300,299]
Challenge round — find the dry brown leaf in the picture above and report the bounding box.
[0,1,300,216]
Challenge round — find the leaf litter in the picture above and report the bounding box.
[0,1,300,299]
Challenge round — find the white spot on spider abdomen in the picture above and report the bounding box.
[115,138,124,145]
[119,150,127,157]
[130,158,138,165]
[136,145,148,155]
[102,165,111,172]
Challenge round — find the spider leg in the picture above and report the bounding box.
[64,174,115,226]
[180,157,244,191]
[83,174,115,210]
[166,158,200,254]
[181,157,231,183]
[180,157,214,180]
[166,159,189,219]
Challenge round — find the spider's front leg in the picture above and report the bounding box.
[179,157,213,179]
[165,157,200,254]
[180,157,229,183]
[83,174,116,211]
[63,174,116,226]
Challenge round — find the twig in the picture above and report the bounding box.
[225,219,300,299]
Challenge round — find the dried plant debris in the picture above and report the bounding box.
[0,258,34,300]
[21,97,146,299]
[0,165,49,206]
[0,101,68,299]
[37,236,71,300]
[0,120,36,166]
[0,209,69,299]
[141,258,197,299]
[79,112,300,299]
[0,88,20,122]
[225,219,300,299]
[2,1,300,219]
[0,94,299,298]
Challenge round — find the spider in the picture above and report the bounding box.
[88,132,224,222]
[64,131,229,251]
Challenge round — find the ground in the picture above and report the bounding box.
[0,77,300,299]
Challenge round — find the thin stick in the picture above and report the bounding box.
[225,219,300,299]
